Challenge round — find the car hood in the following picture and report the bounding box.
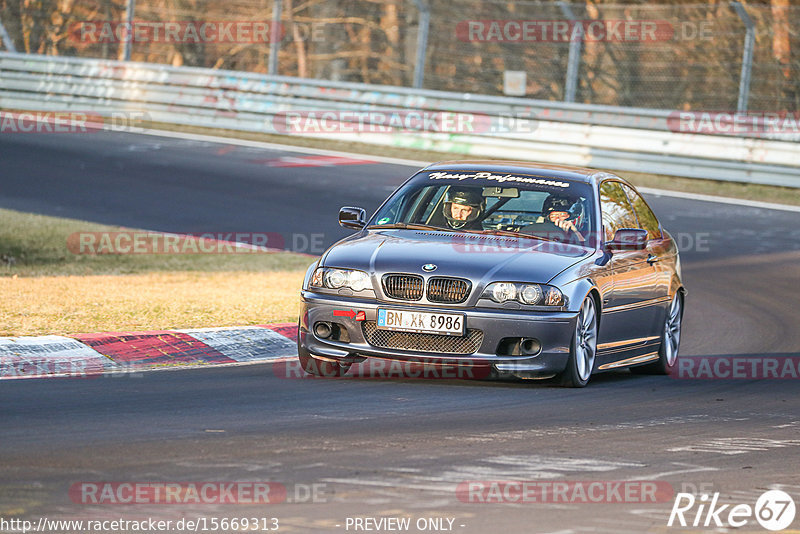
[322,229,591,285]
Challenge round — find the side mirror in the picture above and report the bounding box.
[339,206,366,229]
[607,228,648,251]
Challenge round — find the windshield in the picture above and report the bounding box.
[369,171,596,245]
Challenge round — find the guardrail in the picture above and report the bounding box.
[1,52,798,188]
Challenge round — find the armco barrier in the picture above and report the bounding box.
[1,52,798,187]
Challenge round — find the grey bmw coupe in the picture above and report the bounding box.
[298,161,685,387]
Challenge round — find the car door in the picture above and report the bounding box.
[620,183,672,299]
[620,183,672,335]
[597,181,662,354]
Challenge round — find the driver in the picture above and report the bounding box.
[541,193,584,239]
[443,188,485,230]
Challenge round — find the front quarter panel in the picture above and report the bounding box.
[549,252,610,313]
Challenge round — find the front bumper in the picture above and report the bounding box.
[299,291,578,375]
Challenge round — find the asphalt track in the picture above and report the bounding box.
[2,131,800,533]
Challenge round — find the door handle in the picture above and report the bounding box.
[646,254,660,264]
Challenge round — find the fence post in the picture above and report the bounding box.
[0,15,16,52]
[558,1,582,103]
[732,2,754,113]
[268,0,283,75]
[412,0,430,89]
[121,0,136,61]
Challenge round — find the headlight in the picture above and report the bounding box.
[324,269,348,289]
[347,270,371,291]
[519,284,543,305]
[310,268,372,292]
[482,282,564,307]
[490,282,517,303]
[310,268,324,287]
[543,286,564,306]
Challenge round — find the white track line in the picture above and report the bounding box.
[638,187,800,213]
[135,127,428,167]
[134,127,800,214]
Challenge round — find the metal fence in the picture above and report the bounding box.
[1,0,798,113]
[2,52,798,188]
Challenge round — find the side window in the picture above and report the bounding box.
[621,184,661,240]
[419,187,446,223]
[599,181,639,241]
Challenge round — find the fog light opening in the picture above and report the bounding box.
[520,338,542,356]
[314,322,333,339]
[496,337,543,357]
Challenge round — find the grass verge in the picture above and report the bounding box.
[0,208,312,336]
[0,271,304,336]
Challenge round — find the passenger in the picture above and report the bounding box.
[540,193,585,240]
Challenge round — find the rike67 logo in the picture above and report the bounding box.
[668,490,796,531]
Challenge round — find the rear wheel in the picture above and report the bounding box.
[631,292,683,375]
[559,295,598,388]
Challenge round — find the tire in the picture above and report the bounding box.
[297,339,351,377]
[559,295,598,388]
[631,292,683,375]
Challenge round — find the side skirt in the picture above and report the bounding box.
[597,351,660,371]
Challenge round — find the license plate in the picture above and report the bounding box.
[377,308,465,336]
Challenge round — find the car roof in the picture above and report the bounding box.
[423,160,609,184]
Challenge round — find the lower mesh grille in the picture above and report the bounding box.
[362,321,483,355]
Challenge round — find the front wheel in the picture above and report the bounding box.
[632,292,683,375]
[559,295,598,388]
